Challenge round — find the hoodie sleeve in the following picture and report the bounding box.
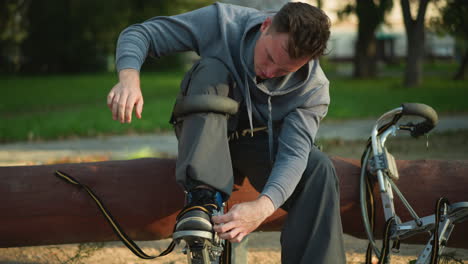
[260,81,330,209]
[115,4,221,72]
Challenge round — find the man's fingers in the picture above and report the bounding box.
[232,232,246,243]
[107,91,115,109]
[212,212,234,224]
[213,221,236,233]
[125,95,136,123]
[111,93,121,121]
[218,228,241,241]
[135,98,143,119]
[117,94,128,123]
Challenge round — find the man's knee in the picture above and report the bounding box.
[308,147,334,170]
[305,147,339,189]
[173,57,239,120]
[281,148,338,211]
[184,57,235,97]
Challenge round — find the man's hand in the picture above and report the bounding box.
[212,195,275,243]
[107,69,144,123]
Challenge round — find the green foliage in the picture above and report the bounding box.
[0,0,30,72]
[0,0,29,43]
[430,0,468,54]
[337,0,393,23]
[0,0,214,74]
[431,0,468,38]
[336,3,355,21]
[430,0,468,80]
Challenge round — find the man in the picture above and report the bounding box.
[107,2,346,263]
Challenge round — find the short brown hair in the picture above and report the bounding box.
[270,2,331,60]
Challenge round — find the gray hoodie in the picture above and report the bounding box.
[116,2,330,209]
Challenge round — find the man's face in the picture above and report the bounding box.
[254,17,310,80]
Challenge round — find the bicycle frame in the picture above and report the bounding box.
[360,105,468,264]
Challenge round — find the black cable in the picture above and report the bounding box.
[221,240,232,264]
[378,217,396,264]
[363,146,377,264]
[55,170,176,260]
[364,172,376,264]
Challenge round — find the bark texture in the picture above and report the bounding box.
[0,157,467,248]
[401,0,430,87]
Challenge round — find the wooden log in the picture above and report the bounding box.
[0,157,467,249]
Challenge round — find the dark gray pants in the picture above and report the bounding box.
[173,58,346,264]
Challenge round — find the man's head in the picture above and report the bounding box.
[254,2,331,79]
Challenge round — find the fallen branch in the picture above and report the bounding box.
[0,157,467,248]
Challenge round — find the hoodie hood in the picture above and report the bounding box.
[237,10,323,161]
[239,9,320,96]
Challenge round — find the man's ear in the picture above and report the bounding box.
[260,17,272,33]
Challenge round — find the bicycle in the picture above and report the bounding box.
[360,103,468,264]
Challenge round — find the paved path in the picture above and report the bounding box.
[318,114,468,140]
[1,115,467,166]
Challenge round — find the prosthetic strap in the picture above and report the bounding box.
[54,170,176,259]
[172,94,239,118]
[177,204,218,220]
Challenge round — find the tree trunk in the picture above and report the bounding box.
[454,48,468,80]
[404,27,425,86]
[316,0,323,9]
[1,157,468,249]
[353,26,378,78]
[353,0,383,78]
[401,0,430,87]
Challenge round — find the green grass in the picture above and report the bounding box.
[328,77,468,119]
[1,72,182,142]
[1,68,467,142]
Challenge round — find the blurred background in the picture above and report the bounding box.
[0,0,467,142]
[1,1,468,263]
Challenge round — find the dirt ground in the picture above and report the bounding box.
[1,132,467,263]
[1,233,467,264]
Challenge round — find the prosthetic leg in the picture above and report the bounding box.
[173,203,226,264]
[171,58,239,264]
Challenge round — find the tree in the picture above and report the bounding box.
[9,0,213,74]
[316,0,323,9]
[431,0,468,80]
[0,0,30,73]
[400,0,430,87]
[4,1,338,74]
[339,0,393,78]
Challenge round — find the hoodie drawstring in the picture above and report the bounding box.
[244,73,255,137]
[267,96,274,164]
[243,73,275,165]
